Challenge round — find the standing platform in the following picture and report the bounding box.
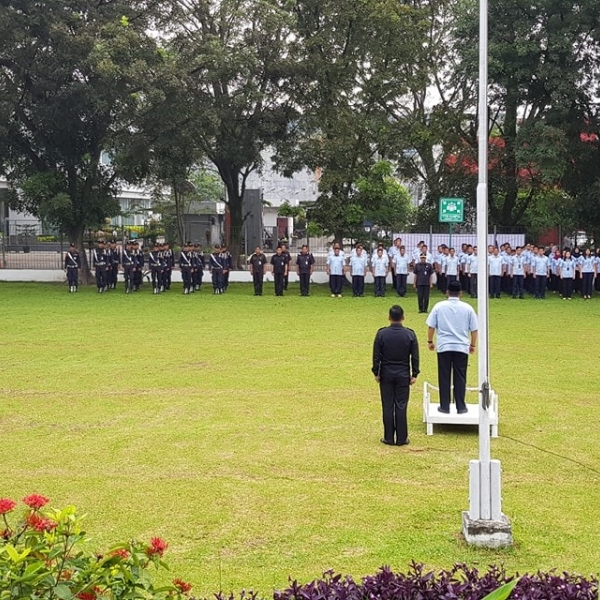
[422,381,498,437]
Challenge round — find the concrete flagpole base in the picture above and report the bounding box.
[462,511,513,548]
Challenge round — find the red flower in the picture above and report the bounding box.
[146,537,168,557]
[76,592,96,600]
[109,548,131,560]
[0,498,16,514]
[27,513,58,532]
[23,494,50,510]
[173,578,192,594]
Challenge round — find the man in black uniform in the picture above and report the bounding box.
[148,242,165,294]
[179,242,193,294]
[296,244,315,296]
[194,243,205,290]
[413,253,434,313]
[220,245,233,291]
[64,243,80,292]
[210,244,225,294]
[162,242,174,290]
[270,246,288,296]
[121,240,136,293]
[248,245,267,295]
[108,240,120,289]
[92,239,108,293]
[280,242,291,290]
[133,241,144,291]
[372,305,420,446]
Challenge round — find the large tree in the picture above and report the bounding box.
[0,0,163,280]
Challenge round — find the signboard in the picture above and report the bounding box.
[439,198,465,223]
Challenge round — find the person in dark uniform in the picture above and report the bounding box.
[280,243,291,290]
[220,245,233,291]
[296,244,315,296]
[162,242,174,290]
[248,246,267,295]
[133,241,144,291]
[121,240,135,293]
[194,243,205,290]
[92,239,108,293]
[210,244,225,294]
[179,241,194,294]
[372,305,420,446]
[108,240,120,289]
[64,242,80,292]
[148,242,165,294]
[270,246,288,296]
[413,253,433,313]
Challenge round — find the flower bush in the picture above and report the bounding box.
[0,495,191,600]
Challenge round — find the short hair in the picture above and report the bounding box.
[389,305,404,322]
[301,244,308,249]
[447,281,462,295]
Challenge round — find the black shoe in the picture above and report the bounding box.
[396,439,410,446]
[437,407,450,414]
[457,408,468,414]
[380,438,395,446]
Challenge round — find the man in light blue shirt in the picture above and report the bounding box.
[444,248,460,285]
[393,246,410,297]
[371,248,390,297]
[532,247,549,299]
[487,247,504,298]
[350,245,368,297]
[327,244,346,297]
[426,280,478,414]
[466,246,478,298]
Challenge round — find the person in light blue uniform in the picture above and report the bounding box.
[510,246,526,299]
[393,246,410,297]
[327,244,346,297]
[372,248,390,297]
[558,250,576,299]
[579,248,596,299]
[350,245,369,297]
[532,247,549,299]
[487,247,504,298]
[388,238,402,293]
[444,248,460,286]
[466,246,478,298]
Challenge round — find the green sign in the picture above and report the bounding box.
[439,197,465,223]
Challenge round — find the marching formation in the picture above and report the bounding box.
[64,236,600,303]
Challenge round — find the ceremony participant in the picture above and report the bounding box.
[121,240,136,293]
[488,247,504,298]
[179,242,194,294]
[413,253,434,313]
[426,281,478,414]
[579,248,596,299]
[371,247,389,297]
[271,245,288,296]
[326,244,345,298]
[220,245,232,291]
[349,245,368,297]
[148,242,165,294]
[280,242,292,290]
[532,246,549,299]
[296,244,315,296]
[444,247,460,286]
[393,245,410,297]
[388,238,402,291]
[372,305,419,446]
[162,242,175,290]
[132,241,144,292]
[92,239,108,293]
[558,250,576,300]
[108,240,120,289]
[64,243,80,292]
[510,246,526,299]
[435,245,448,293]
[210,244,225,294]
[572,245,582,295]
[249,246,267,296]
[466,246,478,298]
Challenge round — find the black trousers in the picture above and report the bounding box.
[163,268,172,289]
[67,268,78,287]
[95,267,107,289]
[468,273,478,297]
[274,272,284,296]
[181,268,191,291]
[379,376,410,444]
[489,275,501,297]
[582,272,594,296]
[396,274,407,297]
[284,273,289,290]
[437,272,447,293]
[437,351,469,412]
[417,285,430,312]
[352,275,364,296]
[133,269,142,287]
[574,270,582,293]
[253,271,264,295]
[123,266,133,290]
[151,267,163,290]
[212,270,223,291]
[512,274,524,298]
[562,277,573,298]
[374,276,386,296]
[329,274,343,295]
[534,275,547,298]
[299,272,310,296]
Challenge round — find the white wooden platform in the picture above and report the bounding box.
[422,381,498,437]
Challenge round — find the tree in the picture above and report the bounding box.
[0,0,164,281]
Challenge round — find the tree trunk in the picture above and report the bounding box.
[173,182,185,246]
[69,222,92,285]
[226,184,244,268]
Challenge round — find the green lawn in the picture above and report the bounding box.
[0,281,599,594]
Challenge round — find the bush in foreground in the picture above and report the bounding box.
[0,495,191,600]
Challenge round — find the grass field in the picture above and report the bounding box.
[1,281,599,594]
